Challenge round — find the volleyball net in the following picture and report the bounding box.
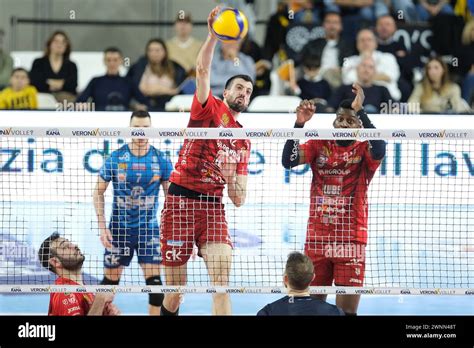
[0,127,473,295]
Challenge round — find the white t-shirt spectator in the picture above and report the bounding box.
[342,51,401,101]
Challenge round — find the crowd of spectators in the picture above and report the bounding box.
[0,0,472,113]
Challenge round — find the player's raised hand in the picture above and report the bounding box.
[351,83,365,112]
[100,228,113,249]
[295,99,316,126]
[207,6,221,37]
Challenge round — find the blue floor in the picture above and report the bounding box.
[1,293,473,315]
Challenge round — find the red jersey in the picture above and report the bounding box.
[301,140,381,245]
[48,277,94,316]
[169,92,250,197]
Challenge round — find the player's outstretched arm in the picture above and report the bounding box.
[196,6,220,104]
[282,100,316,169]
[351,84,386,160]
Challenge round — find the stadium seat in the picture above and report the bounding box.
[36,93,58,110]
[248,95,302,112]
[165,95,194,111]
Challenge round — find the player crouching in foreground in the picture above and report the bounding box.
[39,233,120,316]
[282,84,386,315]
[257,252,344,315]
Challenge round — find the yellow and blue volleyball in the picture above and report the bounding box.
[211,8,249,43]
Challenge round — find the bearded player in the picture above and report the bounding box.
[282,84,386,315]
[160,6,253,316]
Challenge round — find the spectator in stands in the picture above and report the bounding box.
[408,57,471,113]
[342,29,401,101]
[166,12,202,75]
[262,1,291,63]
[30,30,77,102]
[240,36,271,98]
[299,11,354,89]
[127,38,186,111]
[257,252,344,316]
[0,68,38,110]
[375,15,413,101]
[324,0,389,40]
[460,20,474,107]
[0,28,13,89]
[292,0,323,25]
[416,0,454,21]
[39,232,120,316]
[454,0,474,21]
[76,47,148,111]
[283,0,325,62]
[210,41,256,97]
[328,55,391,113]
[290,55,331,109]
[375,15,407,65]
[390,0,418,22]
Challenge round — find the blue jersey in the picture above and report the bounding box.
[257,296,345,316]
[100,144,173,230]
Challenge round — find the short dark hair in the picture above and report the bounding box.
[130,110,151,121]
[376,14,397,23]
[11,68,29,77]
[338,99,354,110]
[324,11,341,20]
[38,232,61,274]
[224,74,254,90]
[285,252,314,290]
[302,55,321,69]
[104,46,122,56]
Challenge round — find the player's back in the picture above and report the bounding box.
[257,295,345,316]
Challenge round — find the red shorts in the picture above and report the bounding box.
[160,194,232,266]
[304,241,366,287]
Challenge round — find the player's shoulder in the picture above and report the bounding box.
[261,296,289,314]
[149,145,168,160]
[109,144,130,159]
[309,297,344,315]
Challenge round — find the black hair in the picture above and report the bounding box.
[338,99,354,110]
[130,110,151,121]
[104,46,123,56]
[323,11,341,20]
[224,74,254,90]
[302,55,321,69]
[11,68,29,77]
[38,232,61,273]
[376,13,397,22]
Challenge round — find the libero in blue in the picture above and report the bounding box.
[99,144,173,268]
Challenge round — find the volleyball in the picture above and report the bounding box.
[211,7,248,43]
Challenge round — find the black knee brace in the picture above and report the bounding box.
[146,276,164,307]
[100,276,120,285]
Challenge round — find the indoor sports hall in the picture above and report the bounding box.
[0,0,473,321]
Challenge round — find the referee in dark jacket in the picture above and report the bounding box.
[257,252,345,316]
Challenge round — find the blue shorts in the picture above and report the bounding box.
[103,223,162,268]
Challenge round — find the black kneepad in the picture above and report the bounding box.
[146,276,164,307]
[100,277,120,285]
